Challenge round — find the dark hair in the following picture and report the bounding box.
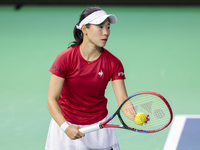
[69,7,102,47]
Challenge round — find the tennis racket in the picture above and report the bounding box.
[79,91,173,134]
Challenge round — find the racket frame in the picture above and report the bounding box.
[100,91,173,133]
[80,91,173,134]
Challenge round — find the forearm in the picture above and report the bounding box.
[47,98,67,127]
[112,80,128,106]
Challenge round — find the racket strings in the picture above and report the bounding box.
[120,94,171,130]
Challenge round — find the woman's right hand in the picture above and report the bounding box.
[65,125,85,140]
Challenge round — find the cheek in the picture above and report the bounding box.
[90,31,101,39]
[93,29,102,35]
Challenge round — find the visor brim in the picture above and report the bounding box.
[89,14,117,25]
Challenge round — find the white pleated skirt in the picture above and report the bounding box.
[45,114,120,150]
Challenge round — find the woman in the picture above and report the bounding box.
[45,7,140,150]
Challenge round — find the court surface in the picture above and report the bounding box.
[0,5,200,150]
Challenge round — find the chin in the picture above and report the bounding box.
[100,43,107,47]
[95,42,107,49]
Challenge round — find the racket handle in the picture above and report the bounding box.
[79,124,101,134]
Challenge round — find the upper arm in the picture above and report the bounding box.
[48,74,65,102]
[112,79,128,106]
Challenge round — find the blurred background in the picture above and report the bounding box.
[0,0,200,150]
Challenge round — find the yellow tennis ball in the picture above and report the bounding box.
[135,113,146,124]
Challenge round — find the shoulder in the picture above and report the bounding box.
[103,48,120,61]
[49,46,79,77]
[102,48,122,64]
[52,45,80,68]
[57,45,79,59]
[54,46,79,65]
[102,48,125,80]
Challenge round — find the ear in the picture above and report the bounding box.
[81,25,88,35]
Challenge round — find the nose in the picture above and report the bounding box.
[103,27,109,36]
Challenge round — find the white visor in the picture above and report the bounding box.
[76,10,117,30]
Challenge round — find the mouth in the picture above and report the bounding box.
[102,39,108,42]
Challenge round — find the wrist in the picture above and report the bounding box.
[60,121,69,132]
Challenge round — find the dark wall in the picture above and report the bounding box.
[1,0,200,5]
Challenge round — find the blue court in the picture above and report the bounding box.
[164,115,200,150]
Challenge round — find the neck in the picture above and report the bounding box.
[80,43,102,62]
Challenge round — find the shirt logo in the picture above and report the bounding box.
[118,72,125,76]
[52,65,64,74]
[98,70,103,77]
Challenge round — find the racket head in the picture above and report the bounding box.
[118,91,173,133]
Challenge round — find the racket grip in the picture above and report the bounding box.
[79,124,101,134]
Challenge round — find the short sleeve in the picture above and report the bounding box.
[49,51,68,78]
[111,59,126,81]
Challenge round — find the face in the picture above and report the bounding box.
[84,18,110,48]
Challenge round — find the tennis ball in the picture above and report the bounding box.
[135,113,146,124]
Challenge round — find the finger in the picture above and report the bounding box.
[144,118,150,124]
[145,117,150,121]
[72,135,82,140]
[145,114,150,120]
[75,126,85,137]
[77,131,85,137]
[78,130,85,137]
[78,134,84,138]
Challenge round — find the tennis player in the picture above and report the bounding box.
[45,7,129,150]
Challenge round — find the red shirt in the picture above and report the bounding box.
[49,45,125,125]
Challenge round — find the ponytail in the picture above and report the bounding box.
[69,25,83,47]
